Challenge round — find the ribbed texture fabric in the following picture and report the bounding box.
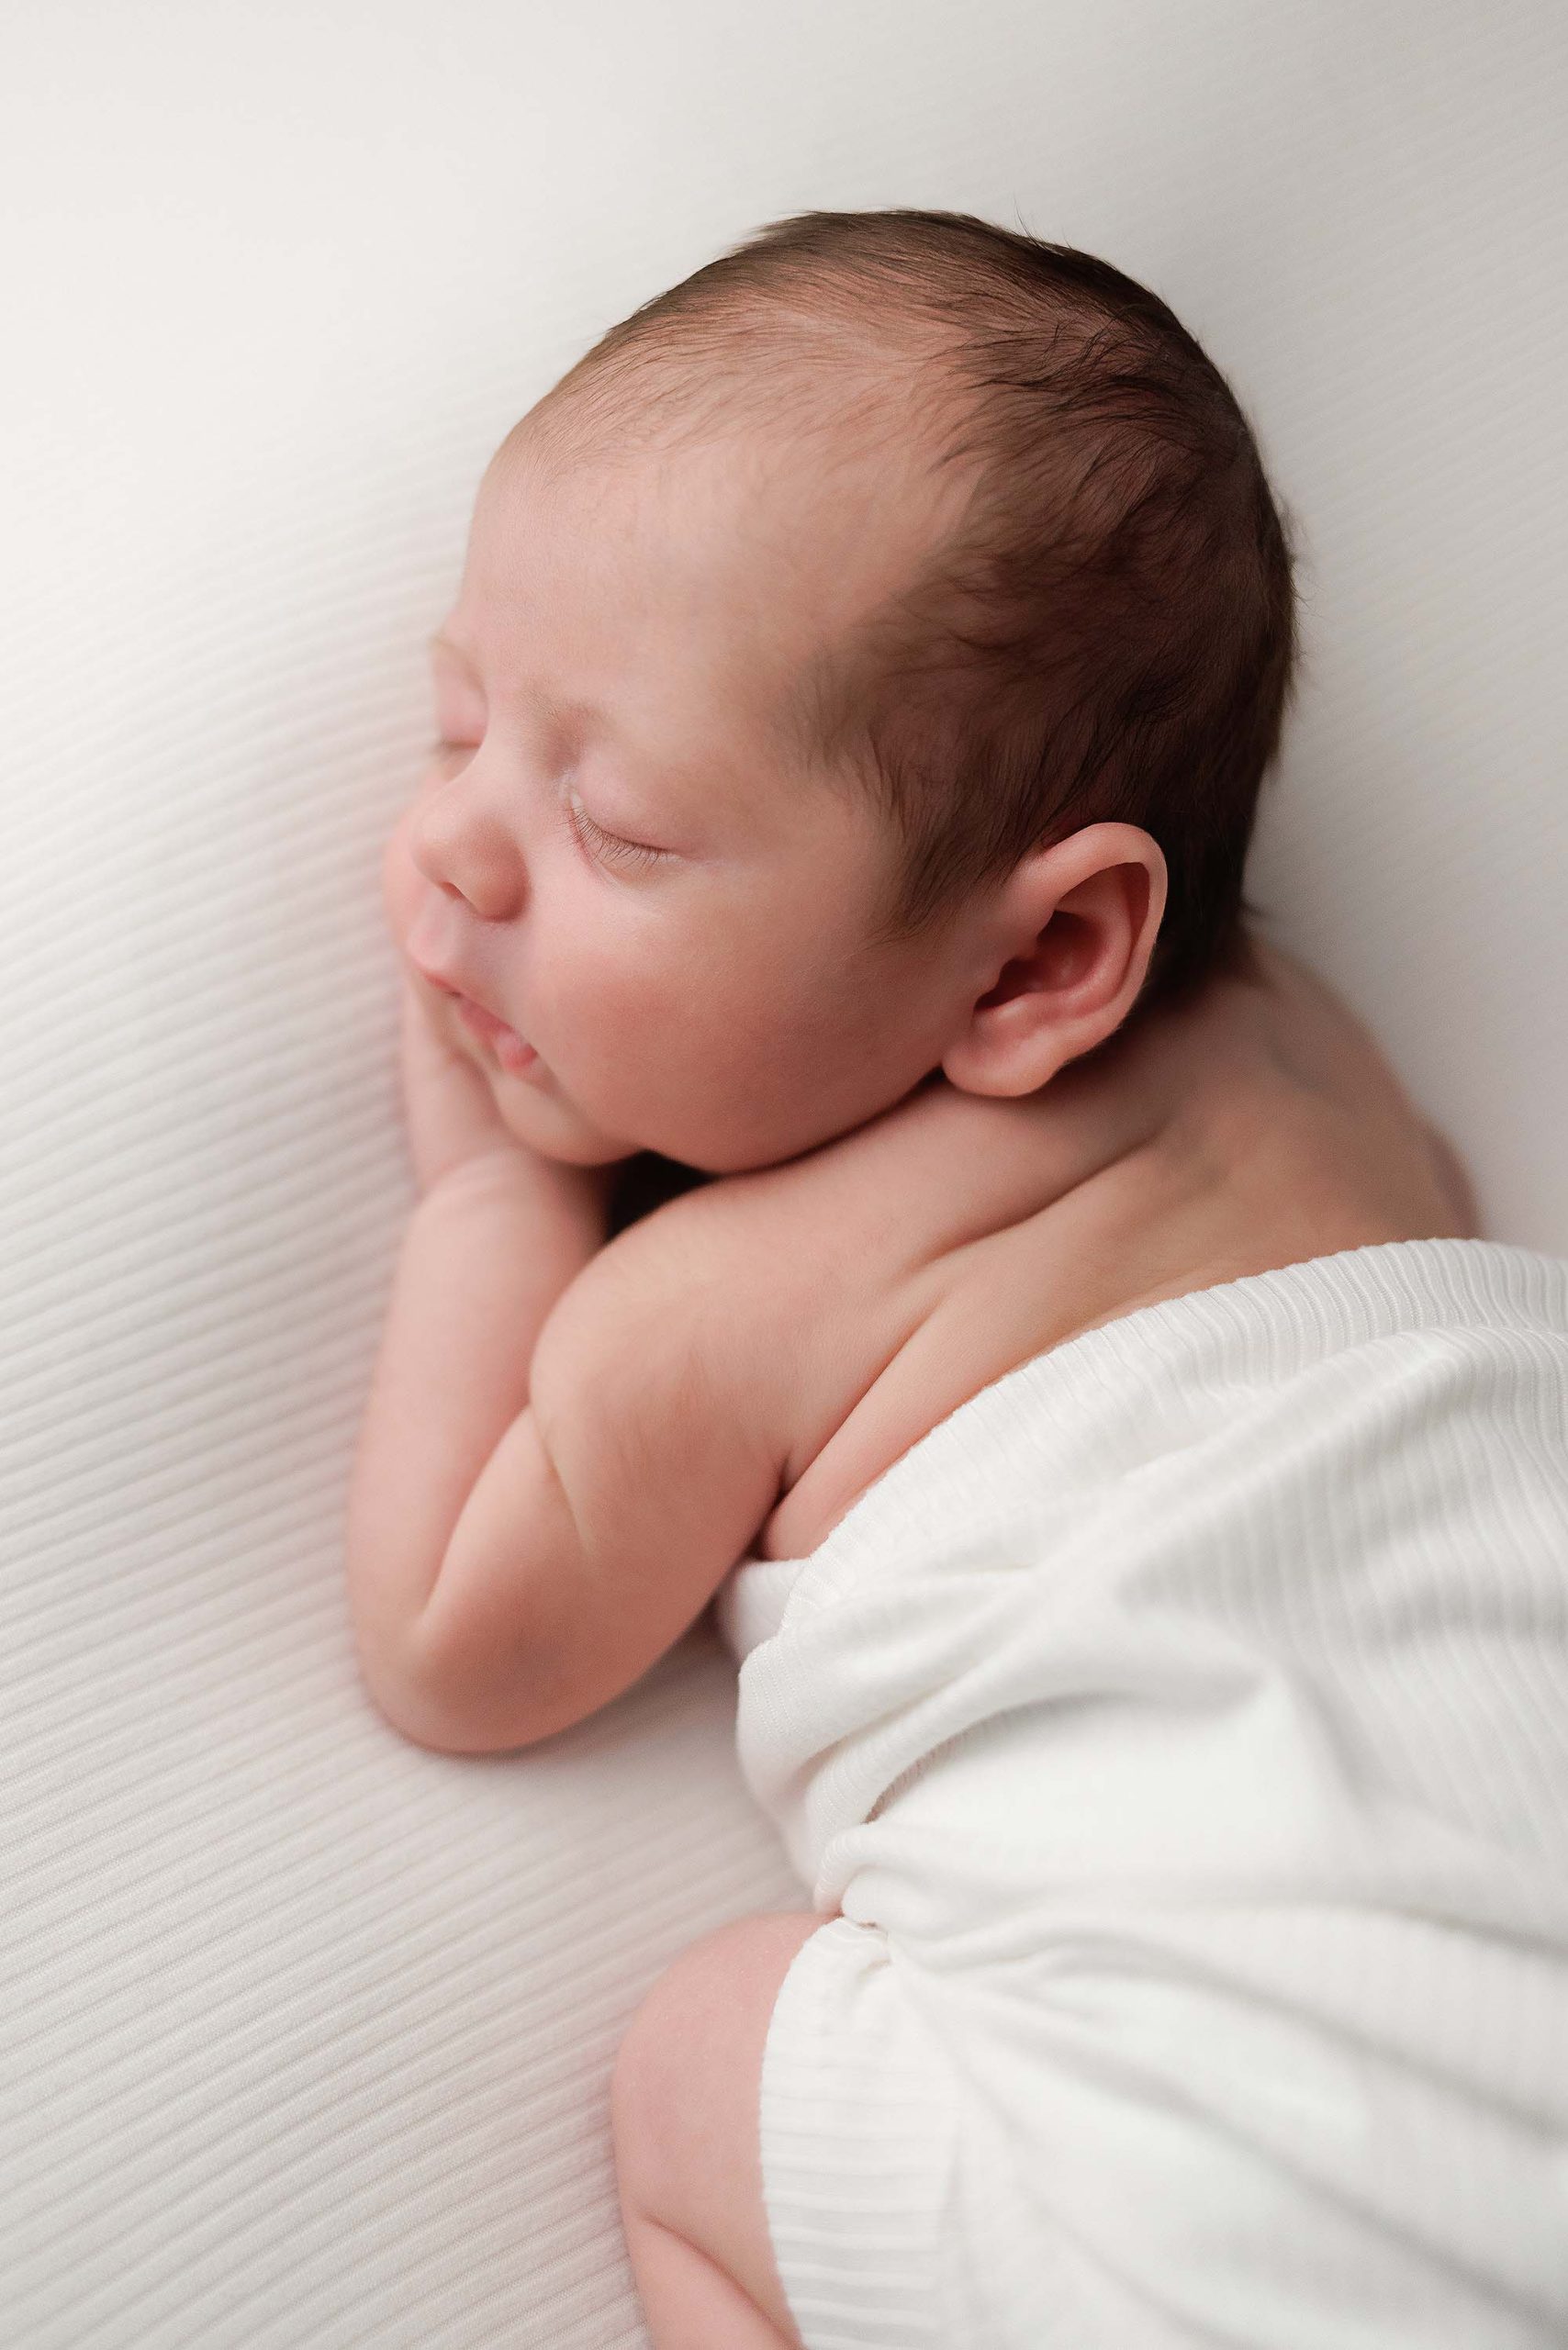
[715,1239,1568,2348]
[7,7,1566,2340]
[756,1919,961,2348]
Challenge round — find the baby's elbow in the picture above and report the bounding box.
[357,1632,564,1756]
[354,1643,500,1757]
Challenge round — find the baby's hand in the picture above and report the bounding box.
[380,795,430,959]
[377,794,512,1192]
[398,970,523,1196]
[379,783,521,1190]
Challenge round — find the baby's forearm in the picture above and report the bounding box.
[344,1154,612,1703]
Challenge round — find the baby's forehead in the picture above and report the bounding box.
[472,429,802,650]
[493,387,943,565]
[462,396,961,790]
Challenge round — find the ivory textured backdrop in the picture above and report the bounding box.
[3,4,1565,2344]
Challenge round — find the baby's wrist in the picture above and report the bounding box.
[422,1142,618,1248]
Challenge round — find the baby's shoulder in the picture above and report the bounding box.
[610,1077,996,1316]
[599,1111,924,1379]
[596,1078,1109,1510]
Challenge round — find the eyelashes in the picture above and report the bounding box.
[430,741,666,872]
[566,787,667,872]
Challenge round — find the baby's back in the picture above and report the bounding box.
[632,940,1475,1564]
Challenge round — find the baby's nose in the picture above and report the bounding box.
[403,786,529,924]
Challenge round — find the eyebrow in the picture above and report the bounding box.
[427,631,613,743]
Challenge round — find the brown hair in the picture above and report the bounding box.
[529,207,1300,1020]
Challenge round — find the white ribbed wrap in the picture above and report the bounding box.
[716,1239,1568,2349]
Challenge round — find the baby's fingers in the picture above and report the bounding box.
[398,975,521,1195]
[380,808,426,954]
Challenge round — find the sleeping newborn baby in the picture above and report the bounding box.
[346,210,1568,2349]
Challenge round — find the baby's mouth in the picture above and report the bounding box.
[453,990,538,1074]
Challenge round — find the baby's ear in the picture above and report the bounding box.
[943,841,1166,1100]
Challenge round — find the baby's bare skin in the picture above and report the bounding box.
[615,932,1475,1564]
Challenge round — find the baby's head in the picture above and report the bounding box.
[405,208,1297,1173]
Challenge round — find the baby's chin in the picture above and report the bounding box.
[453,1019,644,1171]
[447,998,767,1176]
